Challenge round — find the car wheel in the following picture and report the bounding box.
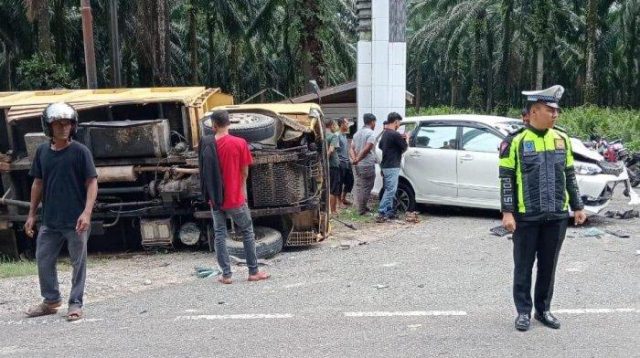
[228,113,276,142]
[226,226,283,259]
[394,181,416,213]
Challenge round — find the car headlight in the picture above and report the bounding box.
[574,162,602,175]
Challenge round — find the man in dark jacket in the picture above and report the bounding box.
[376,112,407,222]
[500,85,586,331]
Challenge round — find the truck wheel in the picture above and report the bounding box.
[226,226,283,259]
[228,113,276,142]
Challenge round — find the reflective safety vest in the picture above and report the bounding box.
[499,126,584,221]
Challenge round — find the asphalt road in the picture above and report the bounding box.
[1,192,639,357]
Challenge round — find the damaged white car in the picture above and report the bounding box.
[373,115,639,215]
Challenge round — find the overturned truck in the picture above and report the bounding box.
[0,87,329,257]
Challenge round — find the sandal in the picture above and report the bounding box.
[25,301,62,318]
[66,307,83,322]
[218,276,232,284]
[248,271,270,282]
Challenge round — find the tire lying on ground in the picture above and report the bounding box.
[228,112,276,142]
[226,226,283,259]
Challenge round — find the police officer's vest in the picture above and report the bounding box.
[499,126,583,221]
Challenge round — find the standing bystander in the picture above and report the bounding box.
[376,112,407,222]
[325,118,341,214]
[336,118,354,207]
[350,113,377,215]
[204,110,269,284]
[24,102,98,322]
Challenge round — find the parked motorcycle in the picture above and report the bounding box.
[584,137,640,188]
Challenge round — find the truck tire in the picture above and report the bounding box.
[226,226,283,259]
[228,113,276,143]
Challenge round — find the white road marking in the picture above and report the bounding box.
[344,311,467,317]
[555,308,639,314]
[175,313,294,321]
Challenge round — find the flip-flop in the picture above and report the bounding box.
[66,307,83,322]
[25,302,61,318]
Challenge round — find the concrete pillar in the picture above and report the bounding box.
[356,0,406,132]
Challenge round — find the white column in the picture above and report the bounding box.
[357,0,406,133]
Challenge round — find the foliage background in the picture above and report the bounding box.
[0,0,638,142]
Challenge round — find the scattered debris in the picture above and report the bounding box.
[382,262,398,268]
[490,225,511,237]
[374,284,388,290]
[604,209,640,220]
[159,262,170,267]
[417,284,425,288]
[636,250,640,256]
[139,309,148,315]
[604,229,631,238]
[143,280,152,286]
[582,228,606,238]
[194,266,222,278]
[405,212,421,223]
[217,301,226,305]
[229,255,271,266]
[331,217,358,230]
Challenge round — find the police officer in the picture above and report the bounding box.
[499,85,587,331]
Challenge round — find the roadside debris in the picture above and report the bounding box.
[331,217,358,230]
[581,228,606,238]
[604,229,631,238]
[405,212,421,223]
[636,250,640,256]
[490,225,510,237]
[229,255,271,267]
[194,266,222,278]
[374,284,388,290]
[604,209,640,219]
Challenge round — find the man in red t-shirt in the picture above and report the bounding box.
[209,110,269,284]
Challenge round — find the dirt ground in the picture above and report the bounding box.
[1,189,638,316]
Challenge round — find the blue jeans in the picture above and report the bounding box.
[378,168,401,217]
[36,226,88,308]
[211,203,258,277]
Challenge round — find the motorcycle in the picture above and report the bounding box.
[584,137,640,189]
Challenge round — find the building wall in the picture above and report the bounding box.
[356,0,406,132]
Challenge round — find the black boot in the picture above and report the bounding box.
[515,313,531,331]
[534,311,561,329]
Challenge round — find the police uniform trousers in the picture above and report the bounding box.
[512,218,568,314]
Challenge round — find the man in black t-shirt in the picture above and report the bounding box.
[24,103,97,322]
[376,112,408,222]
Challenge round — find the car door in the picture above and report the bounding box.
[457,125,503,205]
[403,124,459,201]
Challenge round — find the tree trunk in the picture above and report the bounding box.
[207,13,215,86]
[535,47,544,89]
[415,64,421,110]
[301,0,324,88]
[584,0,598,104]
[37,0,52,55]
[188,0,198,84]
[485,15,494,112]
[533,0,549,89]
[496,0,513,115]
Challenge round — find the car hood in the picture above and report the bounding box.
[570,138,603,162]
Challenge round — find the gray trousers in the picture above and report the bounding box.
[353,165,376,214]
[36,226,88,308]
[211,203,259,278]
